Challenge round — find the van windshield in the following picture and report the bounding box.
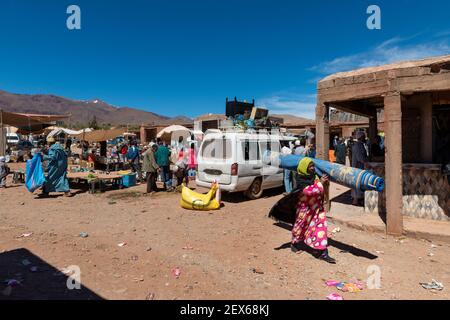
[201,138,232,160]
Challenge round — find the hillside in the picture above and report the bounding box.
[0,90,192,126]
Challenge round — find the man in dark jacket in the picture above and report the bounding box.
[351,132,368,205]
[334,138,347,165]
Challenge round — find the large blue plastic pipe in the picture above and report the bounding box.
[263,152,384,192]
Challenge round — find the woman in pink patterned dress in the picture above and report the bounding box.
[291,157,336,264]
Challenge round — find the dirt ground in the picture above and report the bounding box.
[1,175,449,300]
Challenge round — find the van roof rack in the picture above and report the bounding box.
[206,126,290,136]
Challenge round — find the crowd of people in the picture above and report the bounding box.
[0,133,199,197]
[333,131,385,205]
[118,136,198,194]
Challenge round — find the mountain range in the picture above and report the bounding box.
[0,90,192,126]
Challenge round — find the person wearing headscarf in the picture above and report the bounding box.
[291,157,336,264]
[0,156,11,188]
[41,137,70,196]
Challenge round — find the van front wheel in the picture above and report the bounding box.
[245,178,263,200]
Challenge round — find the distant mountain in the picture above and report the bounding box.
[271,114,314,125]
[0,90,193,126]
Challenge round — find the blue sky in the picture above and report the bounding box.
[0,0,449,119]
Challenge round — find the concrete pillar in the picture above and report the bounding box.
[419,94,433,163]
[315,101,330,161]
[384,93,403,236]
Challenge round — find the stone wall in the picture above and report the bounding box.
[364,163,450,221]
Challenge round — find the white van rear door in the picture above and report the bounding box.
[197,137,234,185]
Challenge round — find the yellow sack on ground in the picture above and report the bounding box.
[180,182,221,211]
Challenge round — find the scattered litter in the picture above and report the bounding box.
[325,280,341,287]
[30,266,38,272]
[375,250,384,254]
[172,267,181,278]
[79,232,89,238]
[131,255,139,261]
[420,279,444,291]
[428,252,435,257]
[182,245,194,250]
[431,244,438,249]
[17,233,33,238]
[326,293,344,300]
[117,242,127,247]
[252,268,264,274]
[338,283,362,293]
[325,279,363,293]
[132,275,144,282]
[332,227,341,234]
[146,292,155,300]
[21,259,31,266]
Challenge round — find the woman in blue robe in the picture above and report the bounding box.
[41,138,70,196]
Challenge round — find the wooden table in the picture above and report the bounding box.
[11,170,26,184]
[67,172,123,194]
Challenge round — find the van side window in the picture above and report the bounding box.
[242,140,259,161]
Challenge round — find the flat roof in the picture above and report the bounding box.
[320,54,450,82]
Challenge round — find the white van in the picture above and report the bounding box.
[196,130,295,199]
[6,133,20,145]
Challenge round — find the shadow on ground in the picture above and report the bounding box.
[221,187,284,204]
[0,248,103,300]
[331,190,355,206]
[273,223,378,260]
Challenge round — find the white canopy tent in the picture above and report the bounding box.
[157,125,192,144]
[47,127,81,138]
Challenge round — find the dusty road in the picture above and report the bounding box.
[1,177,449,300]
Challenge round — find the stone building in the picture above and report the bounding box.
[315,55,450,235]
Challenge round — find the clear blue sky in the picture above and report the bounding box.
[0,0,449,119]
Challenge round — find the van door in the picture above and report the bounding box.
[197,137,234,185]
[259,139,283,188]
[238,138,262,180]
